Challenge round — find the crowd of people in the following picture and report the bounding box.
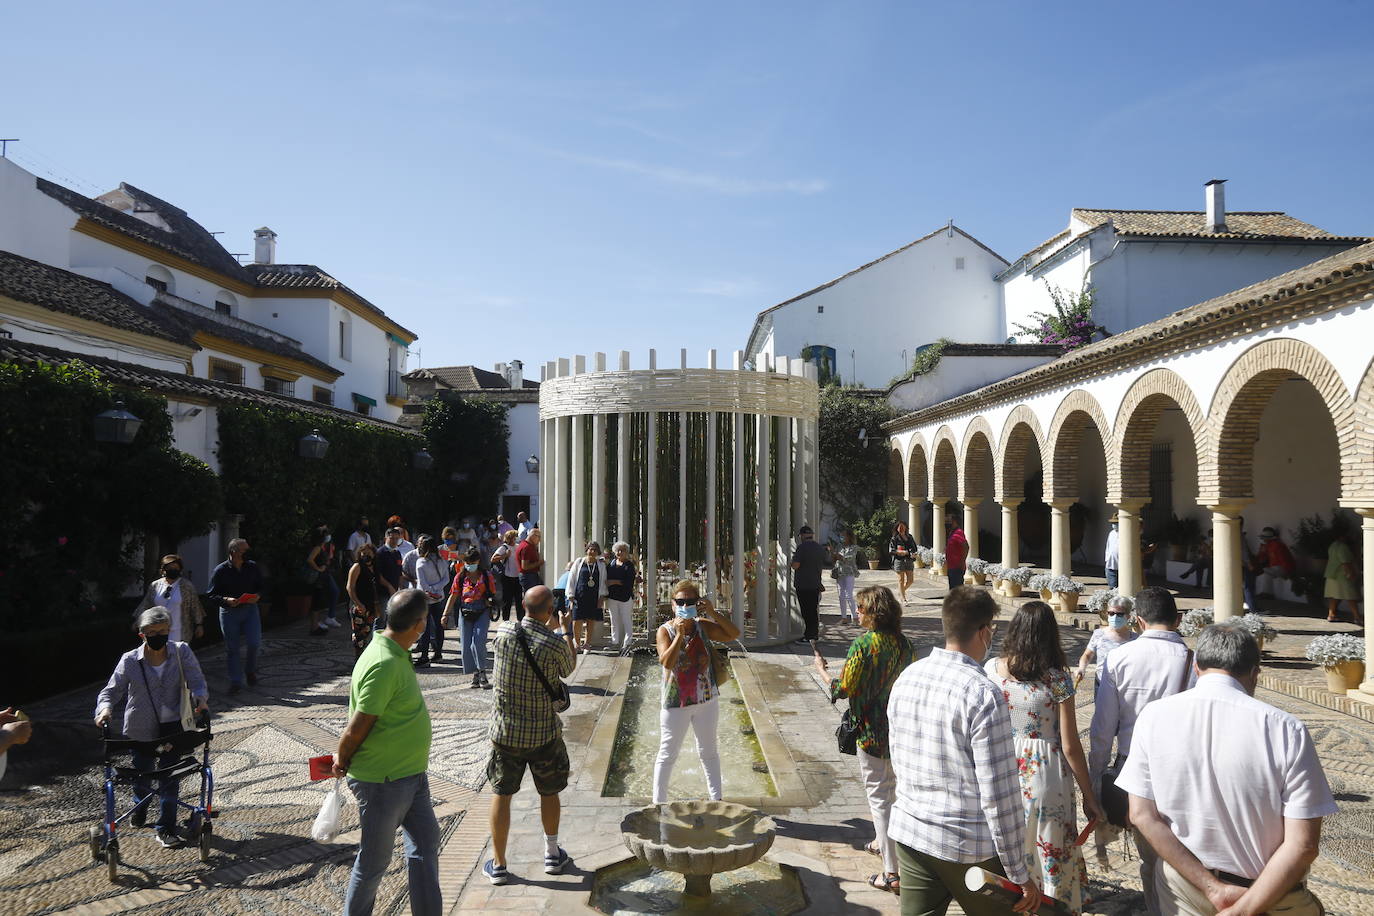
[71,505,1345,916]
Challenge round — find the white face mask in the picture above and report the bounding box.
[1108,614,1129,629]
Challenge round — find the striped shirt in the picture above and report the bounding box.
[489,616,575,749]
[886,647,1030,885]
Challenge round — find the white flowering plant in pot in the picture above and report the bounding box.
[967,557,991,584]
[1305,633,1365,667]
[1086,588,1120,616]
[1047,576,1084,594]
[1028,574,1052,596]
[916,546,933,566]
[1002,566,1035,585]
[1235,613,1278,644]
[1179,607,1214,638]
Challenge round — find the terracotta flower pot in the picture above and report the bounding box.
[1039,588,1053,601]
[1003,582,1023,598]
[914,558,927,569]
[867,560,880,570]
[1324,660,1365,694]
[1057,591,1080,612]
[970,572,987,585]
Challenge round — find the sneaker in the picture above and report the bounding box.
[479,672,493,690]
[155,827,182,848]
[544,847,571,875]
[414,656,430,668]
[325,617,342,628]
[431,649,443,662]
[484,859,509,885]
[469,674,482,688]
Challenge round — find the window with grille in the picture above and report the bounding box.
[313,386,333,406]
[263,376,295,397]
[1144,444,1173,539]
[208,358,244,385]
[145,277,168,293]
[214,300,232,316]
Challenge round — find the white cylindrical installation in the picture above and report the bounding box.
[538,349,818,647]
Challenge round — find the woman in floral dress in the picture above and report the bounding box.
[985,601,1103,914]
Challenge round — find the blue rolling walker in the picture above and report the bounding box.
[91,712,216,881]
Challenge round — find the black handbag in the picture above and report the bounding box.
[835,709,860,756]
[516,627,571,713]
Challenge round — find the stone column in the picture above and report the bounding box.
[907,497,922,539]
[931,499,947,555]
[776,357,793,638]
[731,353,746,631]
[1001,498,1023,569]
[552,357,571,580]
[570,356,587,561]
[756,359,772,639]
[645,350,658,618]
[1049,498,1075,579]
[616,352,631,542]
[1354,509,1374,702]
[1116,499,1149,597]
[591,353,607,544]
[1209,503,1249,620]
[706,349,718,602]
[806,365,820,531]
[962,498,982,560]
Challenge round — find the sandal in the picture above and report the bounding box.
[869,873,900,894]
[863,841,882,857]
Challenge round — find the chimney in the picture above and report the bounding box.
[253,227,277,265]
[507,359,524,389]
[1204,180,1227,233]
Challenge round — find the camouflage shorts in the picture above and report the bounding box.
[488,737,570,796]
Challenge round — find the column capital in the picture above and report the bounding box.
[962,497,984,508]
[1356,507,1374,522]
[1114,498,1149,513]
[999,498,1024,509]
[1048,498,1076,511]
[1206,500,1253,518]
[906,496,925,507]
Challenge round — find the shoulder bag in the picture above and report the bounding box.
[516,626,571,712]
[695,620,732,687]
[1099,648,1193,827]
[137,648,198,734]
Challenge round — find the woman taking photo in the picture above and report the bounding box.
[653,580,741,805]
[347,542,393,658]
[812,586,912,894]
[889,521,917,603]
[133,554,205,645]
[493,529,521,621]
[985,601,1103,915]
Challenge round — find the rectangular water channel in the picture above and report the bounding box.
[601,654,777,799]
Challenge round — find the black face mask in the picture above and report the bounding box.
[164,568,182,581]
[363,556,374,565]
[144,633,169,651]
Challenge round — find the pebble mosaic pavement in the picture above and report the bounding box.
[1,570,1370,915]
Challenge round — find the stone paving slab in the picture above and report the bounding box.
[3,571,1371,915]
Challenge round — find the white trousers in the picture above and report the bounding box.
[653,698,722,805]
[838,576,857,617]
[606,598,634,647]
[857,748,898,875]
[1158,859,1323,916]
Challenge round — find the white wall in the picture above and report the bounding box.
[1001,236,1094,342]
[887,352,1059,412]
[0,157,75,266]
[1249,380,1343,548]
[761,230,1005,387]
[505,401,541,519]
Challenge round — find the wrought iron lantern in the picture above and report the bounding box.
[298,428,330,459]
[93,400,143,445]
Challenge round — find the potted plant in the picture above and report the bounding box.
[1235,613,1279,653]
[930,551,947,577]
[1178,607,1214,638]
[984,563,1006,590]
[1305,634,1366,694]
[1048,575,1085,612]
[1001,565,1034,598]
[967,557,991,586]
[1028,574,1052,601]
[850,513,887,571]
[915,546,931,570]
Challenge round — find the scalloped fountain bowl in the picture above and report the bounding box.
[621,800,776,898]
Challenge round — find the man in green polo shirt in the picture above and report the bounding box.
[332,589,440,916]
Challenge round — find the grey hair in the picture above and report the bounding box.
[138,607,172,631]
[1196,623,1261,675]
[612,541,631,555]
[227,538,248,555]
[385,589,429,632]
[1107,595,1135,614]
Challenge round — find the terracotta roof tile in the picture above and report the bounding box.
[1070,208,1362,242]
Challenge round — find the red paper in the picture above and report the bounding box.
[309,754,335,781]
[238,593,260,604]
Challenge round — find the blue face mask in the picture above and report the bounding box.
[1108,614,1129,629]
[465,563,479,573]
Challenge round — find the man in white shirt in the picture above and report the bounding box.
[887,587,1041,915]
[1089,586,1196,914]
[1120,623,1336,916]
[516,512,533,542]
[1104,515,1120,589]
[347,518,373,562]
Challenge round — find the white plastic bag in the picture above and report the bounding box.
[311,777,347,843]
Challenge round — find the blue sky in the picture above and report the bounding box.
[4,0,1371,374]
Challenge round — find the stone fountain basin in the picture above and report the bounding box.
[621,800,775,876]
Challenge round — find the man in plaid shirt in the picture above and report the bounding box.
[484,585,577,886]
[887,586,1042,914]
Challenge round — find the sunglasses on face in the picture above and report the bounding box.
[673,597,698,607]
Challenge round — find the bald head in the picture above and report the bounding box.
[523,585,553,621]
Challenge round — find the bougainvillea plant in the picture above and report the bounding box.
[1015,282,1110,352]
